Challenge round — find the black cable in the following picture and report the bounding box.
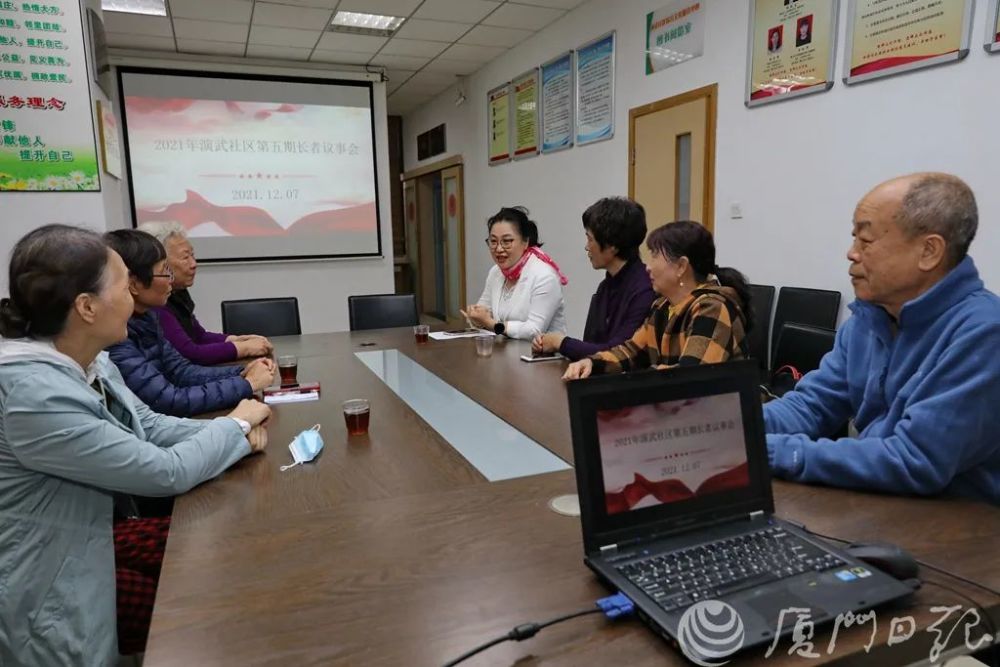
[916,558,1000,599]
[802,523,1000,666]
[797,523,998,665]
[921,580,999,667]
[442,608,602,667]
[534,607,603,632]
[798,526,849,545]
[800,525,1000,599]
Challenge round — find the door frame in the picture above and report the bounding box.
[440,164,467,323]
[402,154,463,181]
[627,83,718,232]
[401,156,467,323]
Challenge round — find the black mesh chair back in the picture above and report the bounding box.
[771,287,841,363]
[348,294,418,331]
[772,323,836,377]
[747,284,776,373]
[221,297,301,337]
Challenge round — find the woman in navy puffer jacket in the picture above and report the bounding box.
[105,230,276,417]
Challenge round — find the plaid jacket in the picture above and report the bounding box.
[590,282,748,374]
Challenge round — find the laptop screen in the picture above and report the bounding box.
[597,392,750,515]
[566,361,773,553]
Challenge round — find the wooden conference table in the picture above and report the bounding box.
[143,330,1000,666]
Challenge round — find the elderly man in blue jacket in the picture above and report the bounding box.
[765,173,1000,504]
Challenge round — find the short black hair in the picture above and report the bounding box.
[104,229,166,287]
[487,206,542,247]
[582,197,647,260]
[0,224,109,339]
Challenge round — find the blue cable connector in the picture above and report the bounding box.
[596,592,635,619]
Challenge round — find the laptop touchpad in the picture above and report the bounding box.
[745,590,830,631]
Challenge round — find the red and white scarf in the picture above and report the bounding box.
[500,247,569,285]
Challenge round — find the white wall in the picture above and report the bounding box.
[403,0,1000,333]
[105,52,395,333]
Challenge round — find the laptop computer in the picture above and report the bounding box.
[566,360,914,662]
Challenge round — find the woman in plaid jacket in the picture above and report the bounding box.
[564,221,752,379]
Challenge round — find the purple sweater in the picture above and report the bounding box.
[155,290,238,365]
[559,258,657,361]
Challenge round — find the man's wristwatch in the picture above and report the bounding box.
[229,416,252,435]
[493,321,506,336]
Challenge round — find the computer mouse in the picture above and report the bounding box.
[845,542,919,580]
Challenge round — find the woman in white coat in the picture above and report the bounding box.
[462,206,568,340]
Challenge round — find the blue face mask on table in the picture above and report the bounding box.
[280,424,323,471]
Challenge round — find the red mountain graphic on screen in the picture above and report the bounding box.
[136,191,376,237]
[605,463,750,515]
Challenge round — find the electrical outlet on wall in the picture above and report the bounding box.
[729,202,744,220]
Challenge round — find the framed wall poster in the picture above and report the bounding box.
[843,0,974,84]
[745,0,838,107]
[95,99,121,179]
[986,0,1000,53]
[540,51,574,153]
[511,68,539,160]
[487,82,511,165]
[575,31,615,146]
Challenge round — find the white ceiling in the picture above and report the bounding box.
[104,0,588,114]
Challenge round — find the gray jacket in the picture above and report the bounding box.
[0,339,251,666]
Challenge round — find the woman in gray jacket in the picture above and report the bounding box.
[0,225,271,666]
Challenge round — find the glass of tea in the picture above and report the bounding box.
[277,355,298,386]
[343,399,370,436]
[413,324,430,343]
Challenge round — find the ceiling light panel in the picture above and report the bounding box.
[101,0,167,16]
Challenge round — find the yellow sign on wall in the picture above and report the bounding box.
[845,0,973,84]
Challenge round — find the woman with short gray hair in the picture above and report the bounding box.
[138,222,272,364]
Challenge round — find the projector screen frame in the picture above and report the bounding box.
[116,66,384,264]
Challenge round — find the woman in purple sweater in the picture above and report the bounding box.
[532,197,656,360]
[139,222,273,365]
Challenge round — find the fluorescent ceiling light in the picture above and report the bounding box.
[330,11,405,37]
[101,0,167,16]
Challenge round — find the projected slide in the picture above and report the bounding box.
[119,69,381,261]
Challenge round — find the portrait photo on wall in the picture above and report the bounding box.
[768,25,783,52]
[797,15,814,47]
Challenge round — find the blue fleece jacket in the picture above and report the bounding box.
[108,311,253,417]
[764,256,1000,504]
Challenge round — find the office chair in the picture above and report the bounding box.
[771,286,841,364]
[747,284,776,374]
[221,297,301,337]
[771,322,836,378]
[348,293,419,331]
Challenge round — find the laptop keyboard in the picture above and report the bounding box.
[615,526,846,613]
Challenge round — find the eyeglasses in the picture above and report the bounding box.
[485,237,518,250]
[151,266,174,281]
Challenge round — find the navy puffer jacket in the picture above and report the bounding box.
[108,311,252,417]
